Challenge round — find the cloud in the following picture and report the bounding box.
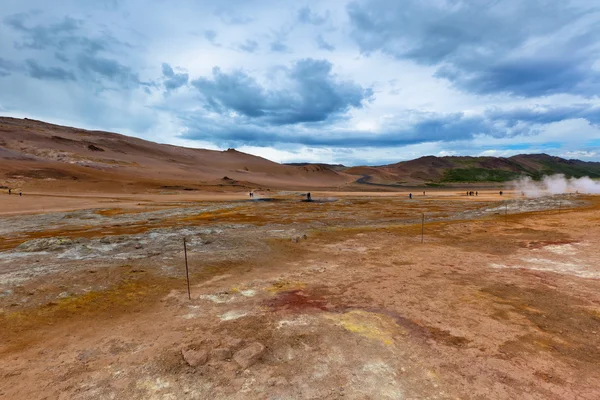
[77,54,143,88]
[162,63,174,78]
[270,40,288,53]
[25,59,76,81]
[4,13,80,50]
[347,0,600,97]
[297,7,328,25]
[161,63,188,91]
[190,58,373,125]
[214,7,253,25]
[485,104,600,127]
[0,58,16,76]
[316,35,335,51]
[177,101,600,151]
[203,30,220,46]
[4,11,141,89]
[238,39,258,53]
[3,12,116,54]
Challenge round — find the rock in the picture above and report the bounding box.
[225,338,244,351]
[211,347,232,361]
[233,342,265,369]
[182,348,208,367]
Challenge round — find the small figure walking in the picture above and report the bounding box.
[19,191,22,196]
[307,192,311,201]
[8,189,11,195]
[409,193,412,199]
[499,191,503,196]
[475,191,478,196]
[249,191,253,198]
[423,191,425,196]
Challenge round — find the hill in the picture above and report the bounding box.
[0,117,355,193]
[346,154,600,186]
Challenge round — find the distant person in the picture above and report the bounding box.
[409,193,412,199]
[499,191,503,196]
[8,189,11,195]
[307,192,311,201]
[466,191,469,196]
[475,191,478,196]
[19,191,22,196]
[249,192,253,198]
[423,191,425,196]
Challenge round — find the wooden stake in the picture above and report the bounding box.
[183,238,191,300]
[421,213,425,243]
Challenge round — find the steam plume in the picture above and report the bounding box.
[513,174,600,197]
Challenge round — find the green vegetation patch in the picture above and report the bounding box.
[441,168,522,183]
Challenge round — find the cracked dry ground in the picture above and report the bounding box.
[1,194,600,399]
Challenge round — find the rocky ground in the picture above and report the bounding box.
[0,191,598,399]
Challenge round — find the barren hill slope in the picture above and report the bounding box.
[0,117,355,192]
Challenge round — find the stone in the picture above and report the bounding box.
[182,348,208,367]
[225,338,244,351]
[233,342,265,369]
[211,347,232,361]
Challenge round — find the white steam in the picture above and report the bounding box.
[513,174,600,197]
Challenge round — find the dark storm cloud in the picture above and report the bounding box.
[297,7,328,25]
[25,59,76,81]
[316,35,335,51]
[191,58,373,125]
[347,0,600,97]
[161,63,188,91]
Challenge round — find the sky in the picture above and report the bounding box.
[1,0,600,166]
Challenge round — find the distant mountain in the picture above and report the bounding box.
[346,154,600,186]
